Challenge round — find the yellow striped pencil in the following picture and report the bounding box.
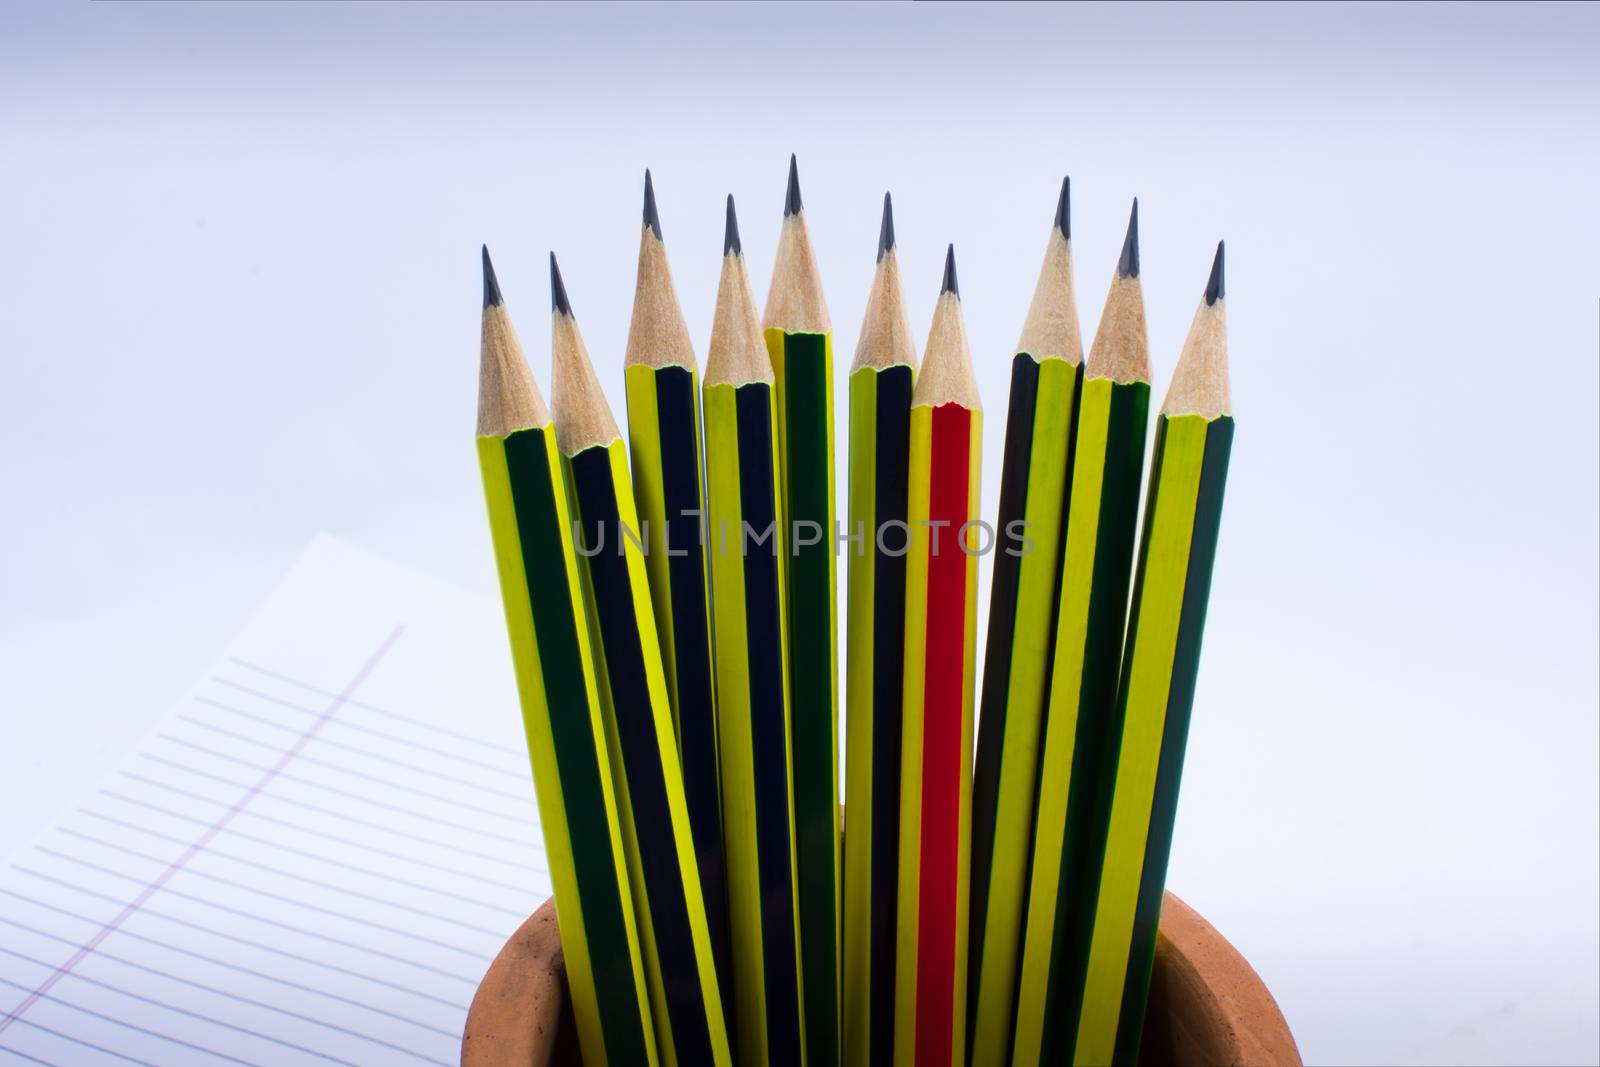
[1011,202,1152,1067]
[841,192,917,1067]
[1073,243,1232,1066]
[704,197,805,1067]
[549,255,733,1067]
[895,246,981,1067]
[474,247,657,1067]
[968,177,1085,1061]
[622,171,733,1012]
[762,155,841,1067]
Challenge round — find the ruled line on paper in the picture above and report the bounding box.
[0,538,553,1065]
[0,626,407,1038]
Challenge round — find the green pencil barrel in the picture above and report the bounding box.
[1071,412,1233,1066]
[477,427,657,1067]
[969,352,1081,1061]
[769,326,842,1066]
[1010,376,1150,1066]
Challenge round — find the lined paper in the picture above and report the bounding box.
[0,536,550,1065]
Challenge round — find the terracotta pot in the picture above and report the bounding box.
[461,891,1300,1066]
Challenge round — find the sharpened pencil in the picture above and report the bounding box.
[550,254,734,1067]
[968,178,1086,1063]
[896,246,981,1067]
[763,154,842,1067]
[1072,242,1232,1066]
[842,192,918,1067]
[705,197,806,1067]
[475,247,657,1067]
[622,171,734,1020]
[1011,202,1152,1067]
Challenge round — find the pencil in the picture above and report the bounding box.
[967,177,1085,1063]
[896,246,981,1067]
[1072,242,1232,1066]
[474,247,657,1067]
[550,254,734,1067]
[1010,201,1152,1067]
[762,154,841,1067]
[841,193,917,1067]
[622,171,734,1015]
[704,197,805,1067]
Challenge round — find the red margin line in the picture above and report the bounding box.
[0,624,406,1035]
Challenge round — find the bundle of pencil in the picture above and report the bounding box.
[1012,201,1152,1067]
[704,196,805,1067]
[968,177,1084,1061]
[895,246,981,1067]
[473,169,1236,1067]
[622,171,733,1013]
[842,192,917,1067]
[475,248,657,1067]
[1070,243,1231,1066]
[549,255,733,1066]
[763,157,841,1067]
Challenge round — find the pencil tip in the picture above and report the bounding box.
[1054,176,1071,240]
[940,243,959,297]
[482,245,503,308]
[877,192,895,262]
[784,153,803,217]
[724,195,742,256]
[643,169,662,240]
[550,252,572,316]
[1205,240,1225,305]
[1118,198,1140,279]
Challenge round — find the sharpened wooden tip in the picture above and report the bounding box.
[1086,260,1151,385]
[851,214,917,373]
[707,223,772,388]
[625,176,696,371]
[478,276,550,437]
[1163,258,1231,418]
[1016,185,1084,365]
[762,180,831,334]
[549,270,621,455]
[914,267,979,410]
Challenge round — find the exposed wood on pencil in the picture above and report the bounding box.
[626,171,697,372]
[1164,242,1230,417]
[708,197,774,388]
[912,247,979,410]
[548,254,620,455]
[851,194,917,373]
[1086,203,1153,385]
[1015,177,1085,365]
[763,156,831,335]
[478,245,549,437]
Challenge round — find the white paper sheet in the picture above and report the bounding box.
[0,535,549,1065]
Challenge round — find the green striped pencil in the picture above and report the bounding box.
[1010,202,1152,1067]
[1073,242,1232,1066]
[842,192,917,1067]
[622,171,733,1013]
[475,247,657,1067]
[762,154,841,1067]
[705,197,805,1067]
[550,255,734,1067]
[968,177,1085,1060]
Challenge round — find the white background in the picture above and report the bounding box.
[2,3,1597,1063]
